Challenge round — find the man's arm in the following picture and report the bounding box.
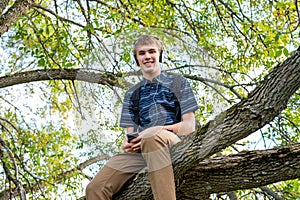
[163,112,196,136]
[126,127,135,135]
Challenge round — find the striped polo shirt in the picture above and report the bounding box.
[120,72,198,132]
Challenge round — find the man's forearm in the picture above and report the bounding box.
[169,112,196,136]
[163,121,195,136]
[177,120,195,136]
[163,123,181,134]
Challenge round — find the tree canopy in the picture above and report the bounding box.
[0,0,299,199]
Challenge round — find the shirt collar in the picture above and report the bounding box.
[141,71,168,86]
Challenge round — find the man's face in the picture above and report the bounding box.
[136,44,160,75]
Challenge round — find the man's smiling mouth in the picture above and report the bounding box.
[144,61,154,65]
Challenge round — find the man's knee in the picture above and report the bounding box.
[141,129,180,147]
[85,180,111,199]
[85,180,99,196]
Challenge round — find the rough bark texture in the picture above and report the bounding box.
[0,0,10,14]
[111,49,300,199]
[177,143,300,199]
[0,0,35,36]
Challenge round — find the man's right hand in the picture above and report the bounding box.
[122,136,141,153]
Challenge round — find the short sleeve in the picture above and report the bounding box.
[119,90,135,128]
[178,77,199,115]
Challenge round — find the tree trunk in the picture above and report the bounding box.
[0,0,35,37]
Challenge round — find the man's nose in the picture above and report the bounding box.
[145,52,151,58]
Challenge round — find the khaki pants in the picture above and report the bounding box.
[86,130,181,200]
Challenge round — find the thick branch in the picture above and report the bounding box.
[0,0,9,14]
[177,143,300,199]
[0,0,35,36]
[173,48,300,173]
[0,69,120,89]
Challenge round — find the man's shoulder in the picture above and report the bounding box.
[162,71,187,87]
[161,71,181,78]
[162,71,186,83]
[125,81,143,96]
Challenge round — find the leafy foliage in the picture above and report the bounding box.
[0,0,299,199]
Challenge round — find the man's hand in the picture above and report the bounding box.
[122,126,164,153]
[122,136,141,153]
[122,124,185,153]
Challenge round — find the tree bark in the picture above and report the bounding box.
[0,0,10,14]
[111,49,300,199]
[177,143,300,199]
[0,69,120,89]
[0,0,35,37]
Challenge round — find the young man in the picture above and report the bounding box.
[86,35,198,200]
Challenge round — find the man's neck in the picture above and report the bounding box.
[142,69,161,81]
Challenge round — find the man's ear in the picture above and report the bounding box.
[159,50,163,63]
[134,54,139,66]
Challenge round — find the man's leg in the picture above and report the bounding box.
[86,153,146,200]
[141,130,181,200]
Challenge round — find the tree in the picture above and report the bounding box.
[0,0,299,199]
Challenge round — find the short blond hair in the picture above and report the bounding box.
[133,35,163,54]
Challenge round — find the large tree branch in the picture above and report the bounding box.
[0,69,121,89]
[112,49,300,199]
[0,0,9,14]
[177,143,300,199]
[173,48,300,172]
[0,0,35,37]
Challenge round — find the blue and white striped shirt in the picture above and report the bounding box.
[120,72,198,131]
